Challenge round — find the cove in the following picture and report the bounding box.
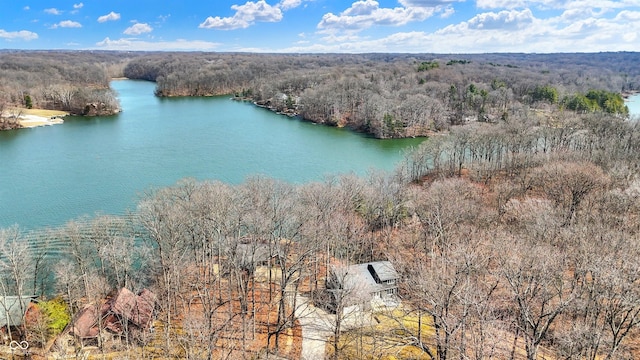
[0,80,424,230]
[627,93,640,118]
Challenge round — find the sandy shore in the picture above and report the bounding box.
[19,114,65,128]
[2,108,69,128]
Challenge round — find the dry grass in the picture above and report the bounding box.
[20,108,69,117]
[328,307,435,360]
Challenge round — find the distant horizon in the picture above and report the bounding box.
[1,1,638,53]
[1,48,639,55]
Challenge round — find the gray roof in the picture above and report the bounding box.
[368,261,399,282]
[330,261,399,302]
[0,296,35,327]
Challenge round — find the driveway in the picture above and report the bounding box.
[294,295,335,360]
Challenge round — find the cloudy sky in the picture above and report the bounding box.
[1,0,638,53]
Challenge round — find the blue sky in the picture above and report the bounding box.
[1,0,638,53]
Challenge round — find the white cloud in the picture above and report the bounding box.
[71,3,83,14]
[440,5,455,18]
[278,4,639,54]
[278,0,304,10]
[0,29,39,41]
[23,6,30,11]
[399,0,463,7]
[320,33,363,43]
[317,0,435,33]
[95,37,220,51]
[343,0,379,16]
[52,20,82,29]
[615,9,640,21]
[465,9,534,30]
[200,16,249,30]
[45,8,62,15]
[477,0,636,10]
[199,1,283,30]
[123,23,153,35]
[98,12,121,23]
[476,0,527,9]
[560,8,593,21]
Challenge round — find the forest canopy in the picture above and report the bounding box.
[1,50,638,136]
[121,52,639,138]
[2,50,640,358]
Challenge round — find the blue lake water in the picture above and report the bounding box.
[627,93,640,118]
[0,80,424,230]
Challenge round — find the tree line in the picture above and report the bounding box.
[0,51,135,129]
[2,51,638,135]
[122,52,640,138]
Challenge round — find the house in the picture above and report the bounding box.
[103,288,156,334]
[0,296,36,329]
[69,288,157,343]
[0,295,37,343]
[327,261,399,313]
[231,243,272,269]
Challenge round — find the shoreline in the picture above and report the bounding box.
[11,109,69,128]
[19,114,66,128]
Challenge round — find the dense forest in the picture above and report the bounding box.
[1,51,639,135]
[121,52,639,138]
[2,51,640,359]
[0,51,134,129]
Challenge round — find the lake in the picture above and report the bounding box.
[627,93,640,119]
[0,80,424,230]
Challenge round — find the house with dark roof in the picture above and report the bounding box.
[327,261,399,313]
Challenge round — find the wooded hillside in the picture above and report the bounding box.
[2,51,640,359]
[0,51,135,129]
[2,51,638,135]
[3,102,640,359]
[123,52,639,138]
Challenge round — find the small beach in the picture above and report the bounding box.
[5,108,69,128]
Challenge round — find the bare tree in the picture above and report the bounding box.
[137,181,193,350]
[534,160,609,225]
[0,226,36,341]
[497,237,578,360]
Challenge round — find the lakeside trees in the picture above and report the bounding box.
[121,52,639,138]
[2,51,638,135]
[3,50,640,358]
[3,102,640,358]
[0,51,134,117]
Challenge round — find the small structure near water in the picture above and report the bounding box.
[0,296,37,342]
